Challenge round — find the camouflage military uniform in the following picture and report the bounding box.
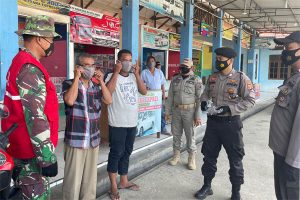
[14,59,56,200]
[11,15,61,200]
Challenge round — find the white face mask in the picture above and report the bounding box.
[121,61,132,72]
[148,61,156,68]
[81,66,95,80]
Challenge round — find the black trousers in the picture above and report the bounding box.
[201,115,245,186]
[107,126,136,175]
[274,152,299,200]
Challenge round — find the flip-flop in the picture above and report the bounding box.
[108,191,120,200]
[118,183,140,191]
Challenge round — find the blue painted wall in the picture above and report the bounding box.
[258,49,283,91]
[0,0,18,100]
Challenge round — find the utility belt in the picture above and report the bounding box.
[208,115,240,122]
[175,103,196,110]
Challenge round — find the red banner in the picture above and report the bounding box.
[70,11,120,48]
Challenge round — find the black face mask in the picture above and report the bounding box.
[281,48,300,66]
[40,38,54,57]
[180,67,190,75]
[215,59,230,71]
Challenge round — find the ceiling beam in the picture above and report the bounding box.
[214,0,238,9]
[80,0,83,8]
[68,0,74,4]
[84,0,94,9]
[158,18,172,29]
[139,5,144,11]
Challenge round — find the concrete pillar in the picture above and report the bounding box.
[122,0,139,62]
[212,10,224,68]
[0,0,18,100]
[247,31,256,82]
[234,22,243,71]
[180,2,194,62]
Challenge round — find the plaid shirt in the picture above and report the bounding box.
[62,79,102,148]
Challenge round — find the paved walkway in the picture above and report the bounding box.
[98,106,277,200]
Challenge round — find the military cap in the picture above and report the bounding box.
[181,58,193,68]
[16,15,61,39]
[274,31,300,45]
[214,47,237,58]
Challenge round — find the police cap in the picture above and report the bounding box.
[214,47,237,59]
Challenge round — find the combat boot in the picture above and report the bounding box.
[169,150,180,166]
[187,152,196,170]
[231,185,241,200]
[194,178,213,200]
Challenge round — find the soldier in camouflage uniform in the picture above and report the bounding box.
[2,15,61,200]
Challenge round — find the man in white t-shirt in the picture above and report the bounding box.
[105,49,147,200]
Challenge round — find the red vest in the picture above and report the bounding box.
[1,50,59,159]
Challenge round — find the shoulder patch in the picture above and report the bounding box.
[246,80,253,90]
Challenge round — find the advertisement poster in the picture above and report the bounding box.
[70,6,120,48]
[18,0,69,15]
[93,54,115,74]
[169,33,180,50]
[169,33,203,51]
[223,21,234,41]
[242,31,251,49]
[140,0,184,23]
[142,26,169,50]
[137,91,162,137]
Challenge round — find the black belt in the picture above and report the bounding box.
[208,115,240,122]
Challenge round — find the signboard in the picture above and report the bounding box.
[18,0,69,14]
[169,33,203,51]
[168,50,180,79]
[193,39,203,50]
[137,91,162,137]
[169,33,180,50]
[242,31,251,49]
[70,7,120,48]
[140,0,184,23]
[223,21,234,41]
[142,26,169,50]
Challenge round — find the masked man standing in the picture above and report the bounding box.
[105,49,147,200]
[269,31,300,200]
[195,47,255,200]
[1,15,60,199]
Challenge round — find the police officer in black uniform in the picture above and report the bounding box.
[194,47,256,200]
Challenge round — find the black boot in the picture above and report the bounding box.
[231,185,241,200]
[194,179,213,200]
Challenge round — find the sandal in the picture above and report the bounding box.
[108,191,120,200]
[118,182,140,191]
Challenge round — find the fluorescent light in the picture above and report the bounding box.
[242,0,248,15]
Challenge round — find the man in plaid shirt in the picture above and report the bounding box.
[62,53,112,200]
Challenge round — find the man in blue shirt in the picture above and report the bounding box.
[141,56,168,135]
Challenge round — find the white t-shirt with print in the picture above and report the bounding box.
[105,73,138,127]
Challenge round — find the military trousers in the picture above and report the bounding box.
[13,158,50,200]
[201,115,245,186]
[171,107,196,153]
[274,152,299,200]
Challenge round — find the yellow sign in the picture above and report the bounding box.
[223,22,234,41]
[18,0,69,14]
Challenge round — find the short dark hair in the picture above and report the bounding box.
[147,56,156,63]
[117,49,132,60]
[22,34,35,42]
[76,53,94,65]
